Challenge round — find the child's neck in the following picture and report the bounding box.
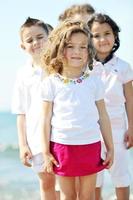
[62,67,83,79]
[96,52,113,64]
[32,57,41,69]
[96,53,108,62]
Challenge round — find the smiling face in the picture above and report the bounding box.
[21,25,48,59]
[63,32,89,71]
[91,22,115,60]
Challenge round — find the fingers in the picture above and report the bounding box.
[124,131,133,149]
[43,161,54,174]
[124,136,133,149]
[105,160,113,169]
[51,157,59,168]
[47,165,54,174]
[20,152,32,167]
[126,142,133,149]
[102,152,113,169]
[43,155,59,174]
[21,156,32,167]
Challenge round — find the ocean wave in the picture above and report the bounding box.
[0,143,19,153]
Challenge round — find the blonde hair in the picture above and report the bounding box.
[41,20,94,74]
[58,4,95,22]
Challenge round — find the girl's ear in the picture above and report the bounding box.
[20,43,25,50]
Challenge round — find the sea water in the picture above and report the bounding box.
[0,112,40,200]
[0,111,133,200]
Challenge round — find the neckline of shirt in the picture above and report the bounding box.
[55,72,89,84]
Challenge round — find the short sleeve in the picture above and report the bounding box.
[94,77,105,101]
[121,63,133,84]
[11,72,26,114]
[41,77,54,102]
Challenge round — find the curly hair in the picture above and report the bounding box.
[41,20,95,74]
[58,4,95,22]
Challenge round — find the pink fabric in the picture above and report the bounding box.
[50,141,106,176]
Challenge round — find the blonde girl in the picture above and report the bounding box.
[41,20,114,200]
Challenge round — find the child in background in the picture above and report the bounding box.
[11,17,60,200]
[40,20,114,200]
[88,13,133,200]
[58,3,95,23]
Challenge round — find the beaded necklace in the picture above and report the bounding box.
[55,72,89,84]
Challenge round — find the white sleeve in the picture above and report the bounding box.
[121,63,133,84]
[94,77,105,101]
[41,77,54,102]
[11,72,26,114]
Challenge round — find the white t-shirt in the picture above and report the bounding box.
[92,55,133,142]
[41,72,105,145]
[12,61,44,155]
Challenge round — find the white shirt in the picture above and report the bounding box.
[12,61,43,155]
[92,55,133,142]
[41,73,105,145]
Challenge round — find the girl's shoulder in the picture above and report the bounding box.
[112,56,132,72]
[42,73,60,89]
[42,73,55,84]
[110,56,133,83]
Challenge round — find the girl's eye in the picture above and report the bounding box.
[27,39,33,43]
[37,36,44,40]
[105,32,111,36]
[66,45,73,49]
[81,46,87,49]
[93,34,100,39]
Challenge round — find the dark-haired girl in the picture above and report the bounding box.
[88,13,133,200]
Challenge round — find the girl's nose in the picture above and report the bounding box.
[74,47,80,54]
[99,36,106,42]
[33,40,38,46]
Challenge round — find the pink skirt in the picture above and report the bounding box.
[50,141,106,176]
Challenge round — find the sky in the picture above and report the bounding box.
[0,0,133,111]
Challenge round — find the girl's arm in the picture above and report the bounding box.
[41,101,58,174]
[96,99,114,169]
[124,81,133,149]
[17,114,32,167]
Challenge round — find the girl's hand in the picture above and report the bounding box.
[19,145,32,167]
[102,150,114,169]
[124,128,133,149]
[43,153,59,174]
